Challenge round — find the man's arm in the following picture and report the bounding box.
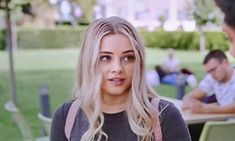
[182,88,235,114]
[181,88,206,110]
[191,102,235,114]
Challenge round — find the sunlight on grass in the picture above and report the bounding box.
[0,49,79,71]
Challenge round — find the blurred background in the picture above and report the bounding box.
[0,0,234,141]
[0,0,229,52]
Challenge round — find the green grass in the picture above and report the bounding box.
[0,70,74,140]
[0,48,234,141]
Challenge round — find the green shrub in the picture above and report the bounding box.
[14,27,230,51]
[205,32,229,50]
[175,32,199,50]
[139,30,229,51]
[17,26,87,49]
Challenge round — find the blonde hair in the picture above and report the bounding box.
[73,16,159,141]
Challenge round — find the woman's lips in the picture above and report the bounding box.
[108,78,125,86]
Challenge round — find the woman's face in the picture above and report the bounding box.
[99,33,135,101]
[223,23,235,57]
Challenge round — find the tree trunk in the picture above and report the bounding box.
[5,0,17,105]
[77,0,95,23]
[198,26,206,55]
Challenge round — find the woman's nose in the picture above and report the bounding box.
[111,61,123,73]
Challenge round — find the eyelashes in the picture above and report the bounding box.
[123,54,135,62]
[99,54,135,63]
[100,55,111,62]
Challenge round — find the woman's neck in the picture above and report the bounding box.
[101,94,128,114]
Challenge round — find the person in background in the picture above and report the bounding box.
[182,50,235,114]
[182,50,235,141]
[146,48,197,88]
[51,17,191,141]
[161,48,197,87]
[162,48,180,73]
[215,0,235,58]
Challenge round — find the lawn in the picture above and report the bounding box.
[0,48,234,141]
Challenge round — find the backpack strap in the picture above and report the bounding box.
[64,99,81,140]
[151,97,163,141]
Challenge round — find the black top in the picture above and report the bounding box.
[51,99,191,141]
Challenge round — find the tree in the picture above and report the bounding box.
[0,0,17,105]
[0,0,33,105]
[193,0,216,53]
[76,0,96,23]
[183,0,222,54]
[192,0,222,54]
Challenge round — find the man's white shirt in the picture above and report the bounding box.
[199,70,235,106]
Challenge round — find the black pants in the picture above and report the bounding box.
[188,123,205,141]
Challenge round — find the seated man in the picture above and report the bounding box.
[182,49,235,114]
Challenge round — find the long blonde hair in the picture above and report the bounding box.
[73,16,159,141]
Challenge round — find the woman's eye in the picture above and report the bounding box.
[123,55,135,62]
[100,55,111,62]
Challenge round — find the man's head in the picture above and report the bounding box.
[215,0,235,57]
[203,50,231,82]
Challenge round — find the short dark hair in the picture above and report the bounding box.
[203,49,227,64]
[215,0,235,27]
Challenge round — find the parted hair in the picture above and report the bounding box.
[72,16,159,141]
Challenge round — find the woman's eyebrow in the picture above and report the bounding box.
[100,50,134,54]
[123,50,134,54]
[100,51,113,54]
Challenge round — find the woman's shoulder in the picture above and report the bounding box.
[56,100,74,112]
[158,99,191,140]
[150,97,180,117]
[159,99,173,108]
[53,100,74,121]
[158,99,181,117]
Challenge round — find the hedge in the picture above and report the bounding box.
[0,29,4,50]
[17,26,87,49]
[0,28,230,51]
[140,30,229,51]
[205,32,229,50]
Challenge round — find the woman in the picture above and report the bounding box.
[51,17,191,141]
[215,0,235,57]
